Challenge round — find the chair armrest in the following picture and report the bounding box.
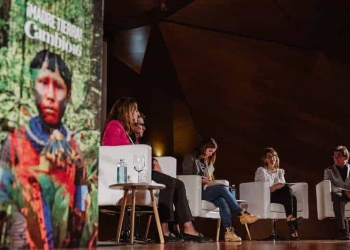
[177,175,202,216]
[211,179,230,186]
[98,145,152,206]
[239,182,271,218]
[290,182,309,219]
[316,180,332,220]
[155,156,177,178]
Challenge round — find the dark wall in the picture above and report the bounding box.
[159,22,350,240]
[103,22,350,240]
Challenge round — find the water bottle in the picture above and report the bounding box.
[116,158,127,183]
[230,184,236,199]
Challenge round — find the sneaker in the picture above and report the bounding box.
[337,230,350,240]
[239,209,260,224]
[224,227,242,242]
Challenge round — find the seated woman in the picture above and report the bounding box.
[254,147,303,240]
[182,138,260,242]
[102,99,210,243]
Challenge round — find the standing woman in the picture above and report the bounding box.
[254,147,303,240]
[102,97,139,146]
[182,138,260,242]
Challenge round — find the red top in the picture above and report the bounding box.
[102,120,131,146]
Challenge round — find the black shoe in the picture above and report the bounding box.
[287,217,303,233]
[338,230,350,240]
[182,233,211,243]
[163,233,185,243]
[172,231,184,240]
[134,233,148,244]
[287,217,303,227]
[289,232,300,241]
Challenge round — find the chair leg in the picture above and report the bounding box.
[149,190,164,244]
[116,190,128,243]
[144,214,152,240]
[259,219,281,241]
[216,218,221,242]
[244,223,252,240]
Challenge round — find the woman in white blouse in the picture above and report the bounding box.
[254,147,303,240]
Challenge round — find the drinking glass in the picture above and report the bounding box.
[133,155,145,183]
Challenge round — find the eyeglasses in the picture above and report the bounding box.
[266,155,277,160]
[136,123,146,128]
[333,155,345,159]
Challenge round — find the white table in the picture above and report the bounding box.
[109,183,165,244]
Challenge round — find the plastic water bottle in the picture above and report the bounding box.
[116,158,127,183]
[230,184,236,199]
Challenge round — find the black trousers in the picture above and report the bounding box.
[152,171,192,224]
[271,185,297,218]
[331,192,349,231]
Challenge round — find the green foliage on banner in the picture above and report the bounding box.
[0,0,101,159]
[0,0,102,246]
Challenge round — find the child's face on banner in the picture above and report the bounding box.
[33,61,70,126]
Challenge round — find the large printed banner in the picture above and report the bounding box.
[0,0,102,248]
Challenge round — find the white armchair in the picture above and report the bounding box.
[98,145,153,208]
[155,156,177,178]
[239,182,309,240]
[177,175,221,241]
[98,145,157,243]
[176,176,252,241]
[316,180,350,220]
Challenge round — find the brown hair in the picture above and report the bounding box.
[196,138,218,164]
[260,147,280,169]
[334,145,349,158]
[105,97,138,135]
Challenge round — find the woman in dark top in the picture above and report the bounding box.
[182,138,260,242]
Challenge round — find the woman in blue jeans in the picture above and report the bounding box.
[182,138,260,242]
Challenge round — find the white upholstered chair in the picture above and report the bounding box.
[98,145,153,208]
[155,156,177,178]
[98,145,158,243]
[177,175,242,241]
[239,182,309,240]
[316,180,350,220]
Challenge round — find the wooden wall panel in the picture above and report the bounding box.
[103,19,350,240]
[160,22,350,239]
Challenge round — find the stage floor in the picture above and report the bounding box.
[92,240,350,250]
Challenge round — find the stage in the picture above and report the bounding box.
[93,240,350,250]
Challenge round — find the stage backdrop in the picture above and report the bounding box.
[0,0,102,248]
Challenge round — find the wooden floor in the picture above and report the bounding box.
[88,240,350,250]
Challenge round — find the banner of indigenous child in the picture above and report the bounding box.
[0,0,102,248]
